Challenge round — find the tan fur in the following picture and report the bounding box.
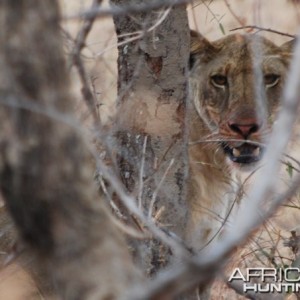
[186,31,294,250]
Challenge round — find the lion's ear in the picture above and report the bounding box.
[280,38,296,56]
[190,30,217,69]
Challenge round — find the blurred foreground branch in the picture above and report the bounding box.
[68,0,192,20]
[0,0,141,299]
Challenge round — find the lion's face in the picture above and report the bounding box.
[189,31,293,168]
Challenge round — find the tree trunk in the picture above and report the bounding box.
[0,1,140,299]
[111,0,190,274]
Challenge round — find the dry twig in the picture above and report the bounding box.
[230,25,296,38]
[223,0,245,27]
[71,0,103,126]
[67,0,192,20]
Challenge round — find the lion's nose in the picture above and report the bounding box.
[228,120,261,139]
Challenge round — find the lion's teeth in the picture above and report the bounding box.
[253,147,260,157]
[232,148,240,157]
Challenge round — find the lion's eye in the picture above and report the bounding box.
[264,74,280,87]
[211,74,227,87]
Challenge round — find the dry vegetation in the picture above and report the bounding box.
[0,0,300,299]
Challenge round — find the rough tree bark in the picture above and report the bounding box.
[0,1,141,299]
[111,0,190,274]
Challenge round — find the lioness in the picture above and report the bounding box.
[187,30,294,250]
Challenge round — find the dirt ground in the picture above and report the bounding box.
[0,0,300,299]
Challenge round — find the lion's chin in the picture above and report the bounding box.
[221,142,264,166]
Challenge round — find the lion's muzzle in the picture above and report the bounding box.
[221,142,263,164]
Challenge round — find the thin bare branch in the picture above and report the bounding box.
[138,136,148,210]
[96,159,190,258]
[230,25,296,38]
[71,0,103,126]
[66,0,192,20]
[148,159,175,218]
[223,0,245,27]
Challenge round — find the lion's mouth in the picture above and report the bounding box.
[221,142,264,164]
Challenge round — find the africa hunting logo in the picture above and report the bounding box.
[228,268,300,293]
